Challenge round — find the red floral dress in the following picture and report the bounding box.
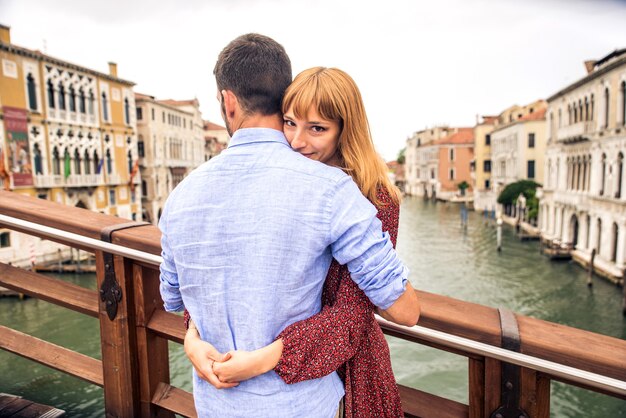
[273,187,403,418]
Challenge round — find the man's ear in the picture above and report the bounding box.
[221,90,239,119]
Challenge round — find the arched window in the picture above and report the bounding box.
[558,108,562,128]
[102,92,109,121]
[47,79,55,109]
[88,90,95,115]
[106,148,113,174]
[33,143,43,175]
[621,81,626,126]
[63,148,71,177]
[590,94,595,121]
[583,214,590,249]
[58,83,66,110]
[573,103,577,123]
[79,88,86,113]
[597,218,602,254]
[93,150,100,174]
[578,100,583,124]
[604,87,609,128]
[581,157,587,192]
[567,104,572,125]
[600,153,607,196]
[611,223,618,262]
[585,155,592,190]
[616,152,623,199]
[27,73,37,110]
[69,86,76,112]
[52,147,60,175]
[84,149,91,175]
[74,148,81,174]
[584,97,589,121]
[127,150,133,175]
[124,98,130,125]
[576,157,582,191]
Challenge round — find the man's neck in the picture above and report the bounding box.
[237,113,283,132]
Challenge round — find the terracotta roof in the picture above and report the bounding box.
[433,128,474,145]
[204,120,226,130]
[134,92,155,101]
[517,108,546,122]
[157,98,199,107]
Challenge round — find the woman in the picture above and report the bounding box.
[185,67,408,417]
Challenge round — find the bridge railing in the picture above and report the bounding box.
[0,190,624,418]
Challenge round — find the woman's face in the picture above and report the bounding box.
[283,105,341,166]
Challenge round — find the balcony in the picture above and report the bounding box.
[107,173,122,185]
[33,175,64,188]
[65,174,104,187]
[556,121,595,143]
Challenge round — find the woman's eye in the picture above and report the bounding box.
[284,120,295,127]
[311,126,326,133]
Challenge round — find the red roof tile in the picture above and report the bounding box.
[517,108,546,121]
[433,128,474,145]
[203,120,226,130]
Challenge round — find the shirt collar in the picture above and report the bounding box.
[228,128,290,148]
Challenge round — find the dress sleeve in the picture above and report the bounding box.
[274,188,400,384]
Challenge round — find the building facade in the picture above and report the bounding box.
[472,116,497,211]
[540,49,626,282]
[404,126,458,197]
[489,100,547,211]
[204,120,229,161]
[434,128,474,201]
[134,94,205,225]
[0,24,140,266]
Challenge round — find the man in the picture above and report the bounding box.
[159,33,419,417]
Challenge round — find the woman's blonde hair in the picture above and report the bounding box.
[282,67,400,207]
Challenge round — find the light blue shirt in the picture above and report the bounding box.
[159,128,408,418]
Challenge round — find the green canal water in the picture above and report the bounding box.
[0,196,624,417]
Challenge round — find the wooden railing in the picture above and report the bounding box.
[0,190,624,418]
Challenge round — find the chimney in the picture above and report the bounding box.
[584,60,597,75]
[108,62,118,77]
[0,24,11,44]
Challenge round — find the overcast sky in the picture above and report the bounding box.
[1,0,625,160]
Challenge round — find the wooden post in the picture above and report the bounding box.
[95,251,141,417]
[133,265,175,418]
[588,248,595,287]
[484,357,501,417]
[520,369,550,418]
[468,358,485,418]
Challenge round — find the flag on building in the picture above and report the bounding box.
[128,159,139,191]
[64,150,71,179]
[0,146,10,190]
[96,158,104,175]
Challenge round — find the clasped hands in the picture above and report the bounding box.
[184,328,271,389]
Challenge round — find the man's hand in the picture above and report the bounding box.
[184,327,238,389]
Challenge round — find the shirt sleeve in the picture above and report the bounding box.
[274,268,372,384]
[275,189,400,384]
[159,204,185,312]
[329,178,408,310]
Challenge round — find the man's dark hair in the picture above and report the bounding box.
[214,33,292,116]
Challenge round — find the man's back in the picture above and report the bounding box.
[160,128,351,416]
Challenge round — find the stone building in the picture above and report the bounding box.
[134,94,205,225]
[539,49,626,282]
[0,24,140,266]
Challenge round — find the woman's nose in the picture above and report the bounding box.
[291,130,306,149]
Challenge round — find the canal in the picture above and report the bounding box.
[0,196,624,417]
